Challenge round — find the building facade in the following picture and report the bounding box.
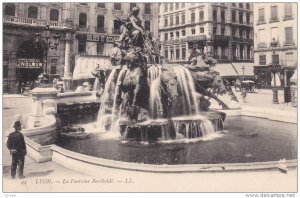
[3,3,159,93]
[253,3,297,88]
[159,3,254,64]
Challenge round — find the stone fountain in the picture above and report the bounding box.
[91,8,236,142]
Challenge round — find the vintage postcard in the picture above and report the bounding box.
[2,1,298,195]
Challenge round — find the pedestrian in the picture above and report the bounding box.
[6,120,27,179]
[241,88,247,103]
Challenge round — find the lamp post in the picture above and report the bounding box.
[35,24,60,85]
[270,38,279,104]
[242,65,245,81]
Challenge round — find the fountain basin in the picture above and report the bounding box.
[56,116,297,165]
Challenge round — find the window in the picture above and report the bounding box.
[164,33,168,41]
[170,3,173,11]
[97,43,104,55]
[246,13,250,24]
[164,17,168,26]
[145,21,151,31]
[170,16,173,26]
[170,49,174,59]
[221,10,225,23]
[239,3,243,8]
[232,3,236,7]
[285,27,293,44]
[200,27,204,33]
[145,3,151,14]
[176,15,179,25]
[164,4,168,12]
[272,54,279,65]
[191,29,196,35]
[213,9,217,22]
[199,11,204,22]
[239,29,243,38]
[175,3,179,10]
[28,6,38,19]
[181,3,185,8]
[80,3,87,6]
[170,32,174,39]
[259,54,266,65]
[270,6,278,21]
[97,3,105,8]
[176,31,179,38]
[176,48,180,60]
[232,27,236,37]
[239,12,243,24]
[165,49,168,58]
[182,48,186,60]
[246,3,250,9]
[232,10,236,23]
[221,47,226,57]
[181,14,185,24]
[213,27,217,35]
[191,12,195,23]
[285,52,294,67]
[221,28,225,36]
[114,3,121,10]
[182,30,186,36]
[284,4,292,19]
[246,30,250,39]
[97,15,105,32]
[130,3,136,11]
[50,9,59,21]
[79,13,87,28]
[78,41,86,53]
[4,3,15,16]
[50,59,57,74]
[258,8,265,22]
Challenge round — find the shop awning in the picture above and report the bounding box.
[73,56,112,80]
[214,62,254,77]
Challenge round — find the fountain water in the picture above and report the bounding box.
[94,64,224,142]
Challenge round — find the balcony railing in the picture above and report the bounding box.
[3,15,73,29]
[283,15,293,21]
[257,19,266,25]
[257,42,267,48]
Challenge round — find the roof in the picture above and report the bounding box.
[214,62,254,77]
[73,56,112,80]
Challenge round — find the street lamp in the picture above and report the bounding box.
[35,24,60,85]
[242,65,245,81]
[270,38,279,104]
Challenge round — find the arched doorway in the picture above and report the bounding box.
[16,39,44,93]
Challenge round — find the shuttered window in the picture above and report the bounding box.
[191,12,195,23]
[181,14,185,24]
[199,11,204,22]
[284,4,292,19]
[259,54,266,65]
[270,6,278,20]
[258,8,264,22]
[285,27,293,44]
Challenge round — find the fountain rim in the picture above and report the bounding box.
[51,144,297,173]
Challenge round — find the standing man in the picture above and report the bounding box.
[7,120,27,179]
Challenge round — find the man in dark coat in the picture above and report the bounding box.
[7,120,27,179]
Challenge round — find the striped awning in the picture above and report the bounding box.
[214,62,254,77]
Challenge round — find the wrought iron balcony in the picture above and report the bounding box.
[269,17,279,23]
[3,15,73,29]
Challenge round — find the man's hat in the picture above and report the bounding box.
[13,121,21,128]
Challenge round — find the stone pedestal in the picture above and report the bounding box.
[27,87,59,128]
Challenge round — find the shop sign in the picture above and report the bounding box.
[77,34,119,43]
[17,58,42,68]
